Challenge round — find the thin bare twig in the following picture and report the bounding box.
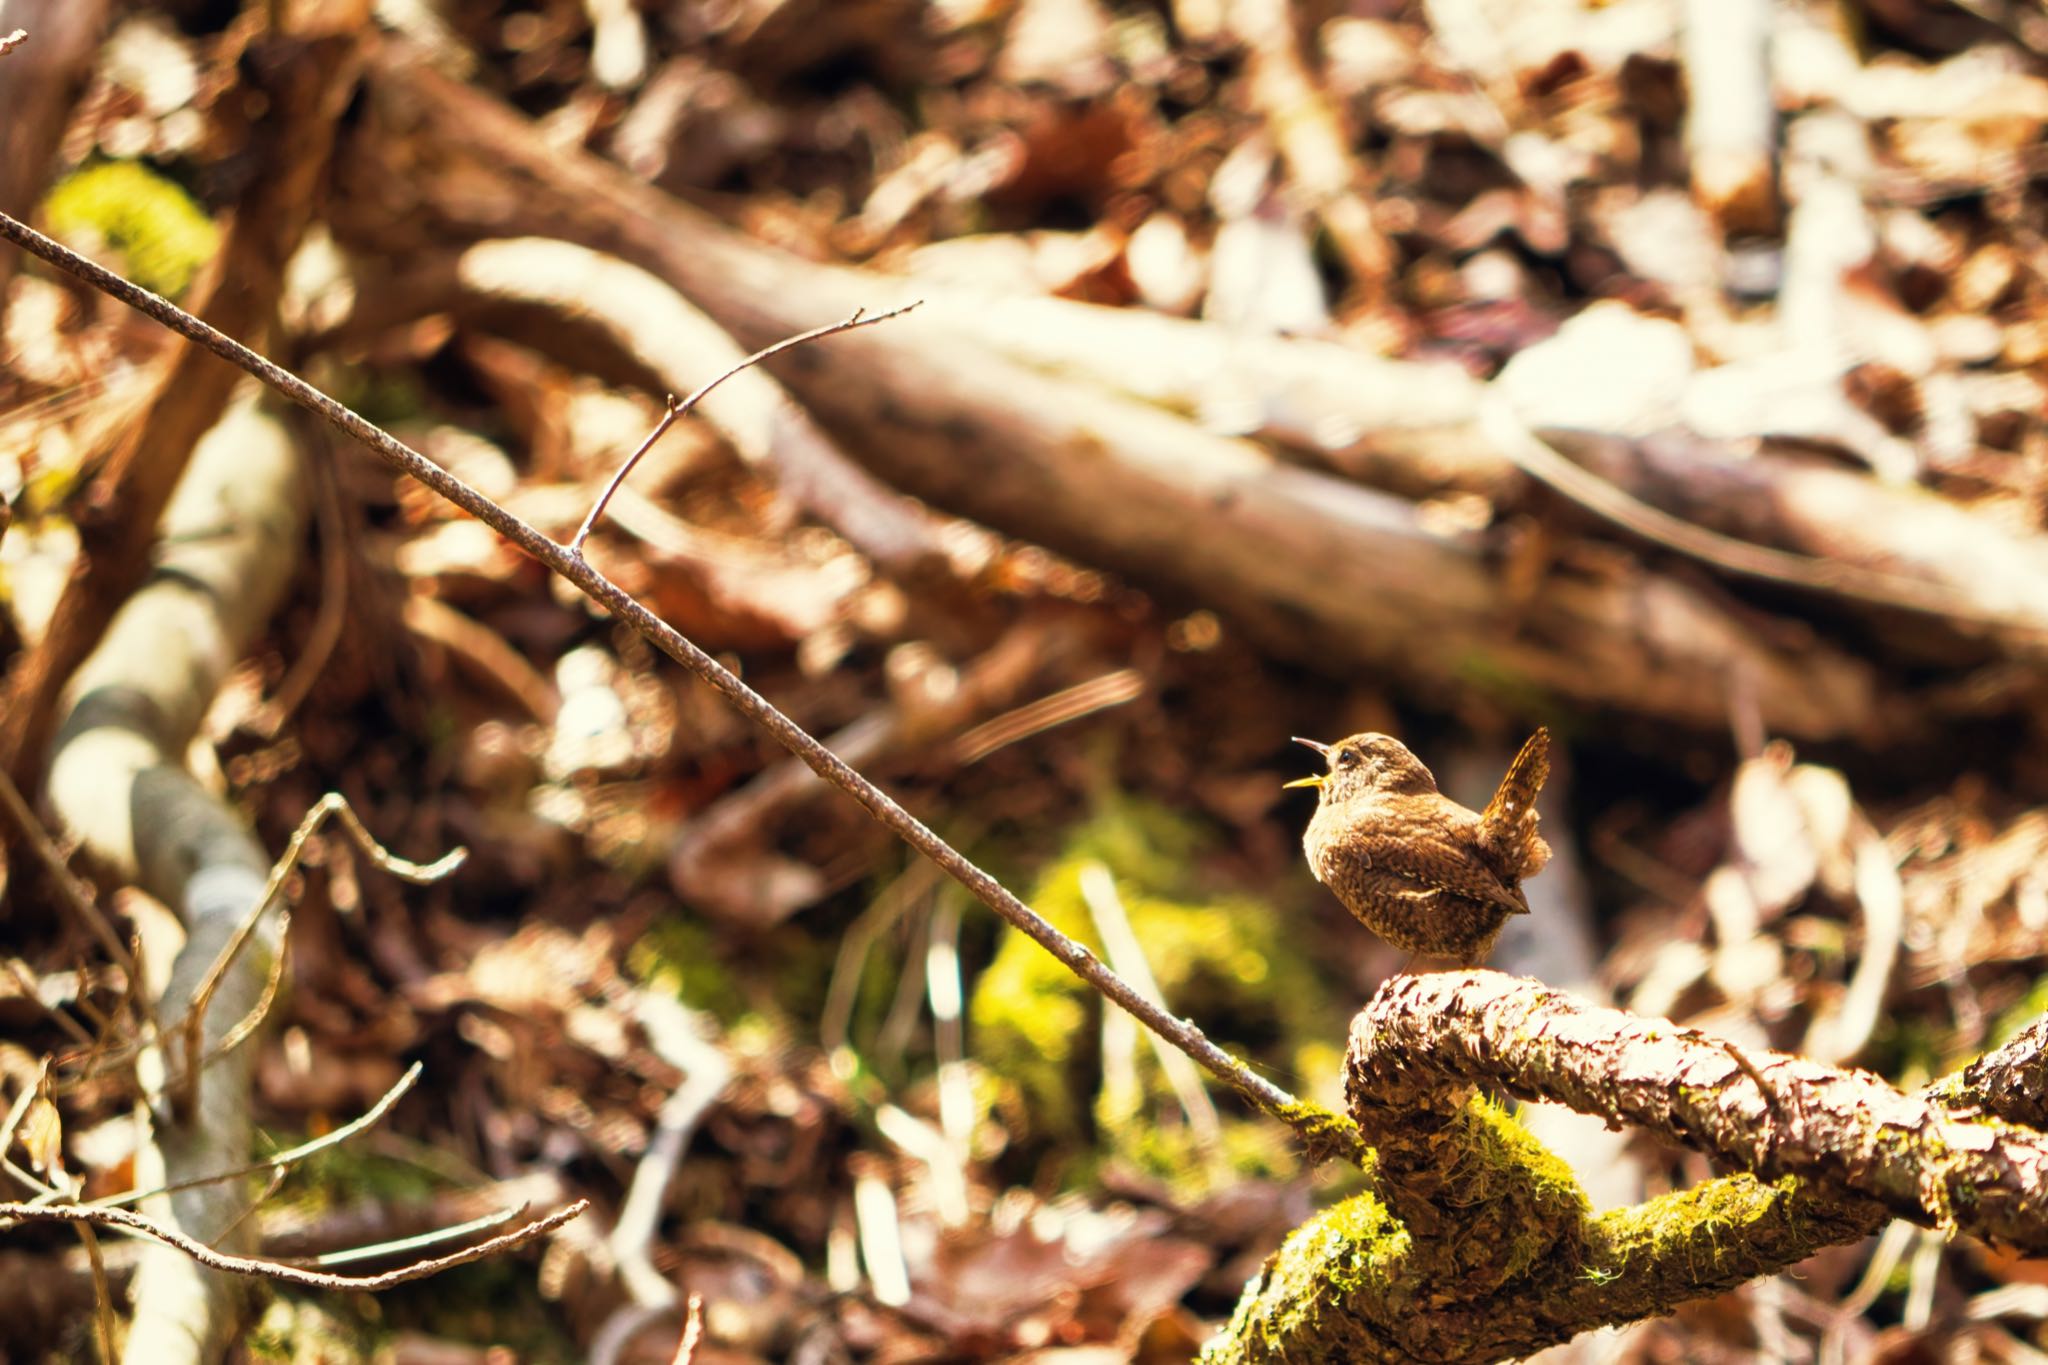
[569,304,919,555]
[307,1203,516,1267]
[59,967,117,1038]
[173,794,461,1113]
[402,596,559,722]
[950,668,1146,766]
[0,766,137,976]
[0,1198,589,1290]
[80,1222,113,1365]
[2,958,96,1050]
[253,435,351,736]
[0,209,1356,1161]
[93,1063,424,1209]
[206,1164,288,1251]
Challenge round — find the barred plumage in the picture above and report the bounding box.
[1288,729,1552,965]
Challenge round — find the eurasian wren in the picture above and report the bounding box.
[1287,729,1552,965]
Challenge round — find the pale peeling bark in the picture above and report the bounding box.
[48,390,307,1364]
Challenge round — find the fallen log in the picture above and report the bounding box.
[324,45,1907,742]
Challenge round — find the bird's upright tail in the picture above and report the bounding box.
[1478,727,1552,885]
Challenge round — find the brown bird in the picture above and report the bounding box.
[1286,729,1552,965]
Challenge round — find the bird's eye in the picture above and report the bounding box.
[1335,748,1361,769]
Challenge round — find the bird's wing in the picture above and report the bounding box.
[1369,828,1530,915]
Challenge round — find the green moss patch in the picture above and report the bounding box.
[43,161,219,299]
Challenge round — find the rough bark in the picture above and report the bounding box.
[1347,972,2048,1249]
[1931,1016,2048,1129]
[1210,971,2048,1361]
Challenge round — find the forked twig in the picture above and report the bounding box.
[0,208,1360,1162]
[569,304,920,555]
[173,793,463,1113]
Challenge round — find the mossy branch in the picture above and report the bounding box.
[1207,1100,1882,1364]
[1348,972,2048,1249]
[1208,969,2048,1362]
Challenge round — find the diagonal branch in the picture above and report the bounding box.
[571,303,918,554]
[0,207,1366,1168]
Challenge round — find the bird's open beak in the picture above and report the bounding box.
[1284,737,1332,789]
